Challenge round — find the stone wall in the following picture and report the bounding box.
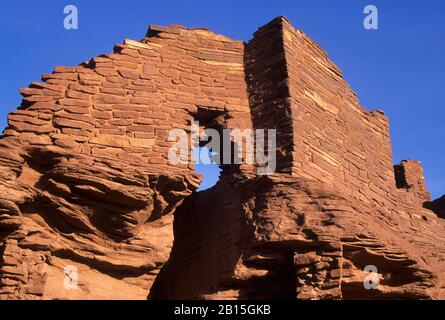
[394,160,431,205]
[4,24,251,174]
[1,16,445,300]
[149,18,445,300]
[244,17,293,173]
[276,18,394,206]
[0,24,254,299]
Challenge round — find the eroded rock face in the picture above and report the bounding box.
[0,23,246,299]
[1,16,445,300]
[0,135,201,299]
[152,174,445,300]
[426,196,445,219]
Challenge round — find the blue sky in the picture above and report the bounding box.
[0,0,444,197]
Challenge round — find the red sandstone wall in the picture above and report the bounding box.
[149,175,254,299]
[244,18,294,173]
[4,19,431,210]
[277,18,395,205]
[2,25,251,177]
[395,160,431,206]
[1,16,444,300]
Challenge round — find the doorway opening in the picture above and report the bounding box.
[193,146,221,191]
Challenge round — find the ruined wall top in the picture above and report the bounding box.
[0,16,434,211]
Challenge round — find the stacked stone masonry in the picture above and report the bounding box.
[1,16,444,300]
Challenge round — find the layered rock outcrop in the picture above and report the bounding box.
[1,16,444,300]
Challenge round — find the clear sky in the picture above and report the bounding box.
[0,0,444,196]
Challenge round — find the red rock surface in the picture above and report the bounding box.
[426,196,445,219]
[1,16,444,300]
